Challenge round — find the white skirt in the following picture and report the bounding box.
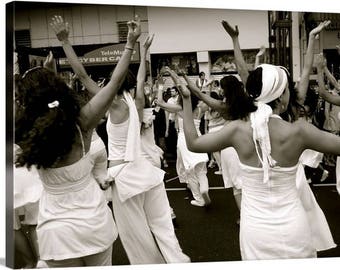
[336,156,340,195]
[221,147,242,189]
[176,132,208,171]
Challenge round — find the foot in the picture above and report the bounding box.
[214,170,222,175]
[320,170,329,182]
[163,160,169,168]
[36,260,48,268]
[202,192,211,206]
[190,200,205,207]
[208,160,216,168]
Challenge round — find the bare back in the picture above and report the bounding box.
[231,118,305,168]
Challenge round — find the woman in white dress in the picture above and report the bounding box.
[172,64,340,260]
[315,53,340,195]
[156,71,210,207]
[14,15,141,267]
[182,73,246,217]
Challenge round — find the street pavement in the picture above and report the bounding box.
[111,159,340,265]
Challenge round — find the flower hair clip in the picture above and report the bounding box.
[48,100,59,108]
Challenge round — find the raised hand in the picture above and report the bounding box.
[315,53,325,69]
[126,15,141,45]
[221,20,239,38]
[256,46,266,57]
[143,34,155,51]
[50,15,70,42]
[164,66,181,85]
[175,67,187,76]
[43,51,57,73]
[157,74,165,87]
[309,20,331,39]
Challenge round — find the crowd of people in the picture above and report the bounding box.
[12,14,340,268]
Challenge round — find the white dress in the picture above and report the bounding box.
[141,108,164,168]
[239,162,316,260]
[13,144,43,229]
[36,132,117,261]
[221,147,242,190]
[337,156,340,195]
[176,117,208,183]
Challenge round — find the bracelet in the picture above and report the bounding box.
[125,46,134,51]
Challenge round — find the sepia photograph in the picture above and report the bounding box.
[5,0,340,269]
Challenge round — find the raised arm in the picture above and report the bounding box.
[254,46,266,69]
[315,53,340,106]
[221,20,249,84]
[298,20,331,104]
[155,76,182,113]
[78,15,141,130]
[299,119,340,155]
[182,72,226,113]
[135,34,155,120]
[50,16,99,96]
[324,65,340,91]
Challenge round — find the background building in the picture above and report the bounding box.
[11,2,340,86]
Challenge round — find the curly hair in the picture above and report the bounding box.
[15,67,81,169]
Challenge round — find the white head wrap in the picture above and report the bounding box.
[249,64,288,183]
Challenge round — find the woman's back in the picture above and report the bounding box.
[232,117,305,168]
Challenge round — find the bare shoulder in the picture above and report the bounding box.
[291,118,313,135]
[222,119,247,136]
[109,99,129,124]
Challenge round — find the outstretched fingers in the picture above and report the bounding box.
[221,20,239,37]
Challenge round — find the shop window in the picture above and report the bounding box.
[151,53,198,77]
[210,49,263,74]
[15,30,31,48]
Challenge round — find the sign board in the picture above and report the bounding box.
[59,43,140,67]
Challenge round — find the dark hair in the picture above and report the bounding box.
[213,80,220,87]
[280,69,304,122]
[117,69,136,96]
[210,91,222,100]
[171,86,178,93]
[15,68,81,169]
[221,75,257,120]
[199,72,205,77]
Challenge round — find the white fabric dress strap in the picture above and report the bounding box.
[250,102,278,184]
[76,124,86,157]
[123,91,141,161]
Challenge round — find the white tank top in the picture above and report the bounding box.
[106,113,129,160]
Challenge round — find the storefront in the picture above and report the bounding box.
[17,42,141,87]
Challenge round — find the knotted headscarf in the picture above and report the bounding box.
[250,64,288,183]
